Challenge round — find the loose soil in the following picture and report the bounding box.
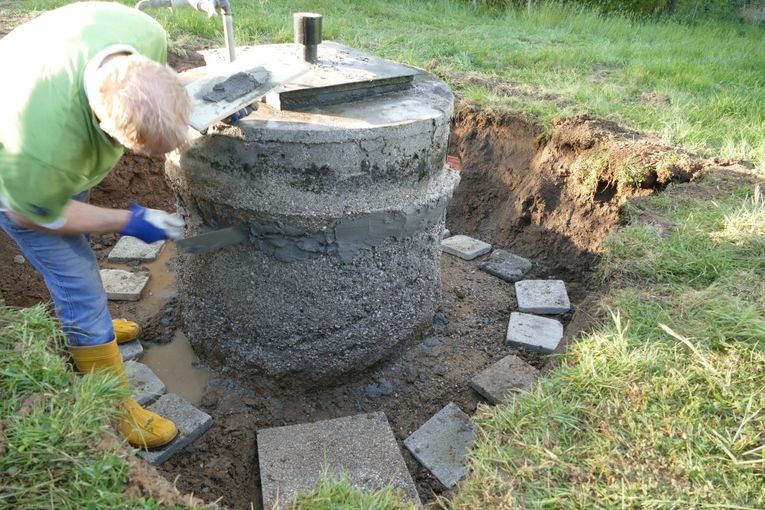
[0,38,742,509]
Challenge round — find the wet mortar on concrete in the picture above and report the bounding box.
[201,71,263,102]
[166,50,458,385]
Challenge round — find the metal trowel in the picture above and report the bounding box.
[175,226,249,255]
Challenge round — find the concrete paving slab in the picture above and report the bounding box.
[119,340,143,362]
[403,402,475,488]
[126,362,166,406]
[440,235,492,260]
[479,249,532,283]
[258,412,420,509]
[100,269,149,301]
[108,236,164,262]
[506,312,563,353]
[137,394,213,465]
[515,279,571,314]
[470,354,540,405]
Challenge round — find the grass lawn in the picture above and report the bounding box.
[1,1,764,509]
[452,175,765,508]
[0,306,153,509]
[15,0,765,168]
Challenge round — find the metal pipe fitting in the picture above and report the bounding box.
[222,12,235,61]
[136,0,235,61]
[216,0,232,15]
[293,12,322,63]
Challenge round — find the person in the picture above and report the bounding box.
[0,1,191,449]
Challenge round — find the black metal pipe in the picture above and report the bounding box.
[293,12,322,63]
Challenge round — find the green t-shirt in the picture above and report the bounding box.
[0,1,168,225]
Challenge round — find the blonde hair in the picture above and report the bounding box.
[90,54,190,155]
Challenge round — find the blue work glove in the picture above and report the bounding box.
[223,106,252,125]
[120,203,185,243]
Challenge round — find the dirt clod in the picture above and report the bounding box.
[16,393,46,416]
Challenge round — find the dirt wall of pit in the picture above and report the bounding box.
[447,108,701,276]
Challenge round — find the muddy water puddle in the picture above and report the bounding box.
[136,246,178,316]
[105,244,217,405]
[141,330,215,405]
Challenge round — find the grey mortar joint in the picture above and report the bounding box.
[246,197,450,263]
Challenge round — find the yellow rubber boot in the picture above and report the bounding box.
[113,319,141,344]
[67,339,178,449]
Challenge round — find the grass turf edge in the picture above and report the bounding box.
[450,173,765,509]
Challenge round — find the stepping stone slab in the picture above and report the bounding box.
[126,362,166,406]
[108,236,164,262]
[479,249,532,283]
[470,354,540,405]
[404,402,475,488]
[258,412,420,509]
[100,269,149,301]
[119,340,144,362]
[137,393,213,465]
[440,235,492,260]
[506,312,563,353]
[515,279,571,314]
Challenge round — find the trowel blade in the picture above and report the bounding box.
[176,226,249,255]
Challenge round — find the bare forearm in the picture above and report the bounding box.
[8,200,131,235]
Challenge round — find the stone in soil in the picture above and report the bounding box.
[108,236,164,262]
[258,412,420,509]
[403,402,475,488]
[470,354,540,405]
[515,279,571,314]
[479,249,532,283]
[126,361,166,406]
[119,340,144,362]
[440,235,492,260]
[137,394,213,465]
[422,336,441,348]
[505,312,563,353]
[365,378,394,399]
[100,269,149,301]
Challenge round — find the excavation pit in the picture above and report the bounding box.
[155,101,702,507]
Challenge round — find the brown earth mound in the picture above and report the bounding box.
[447,108,702,277]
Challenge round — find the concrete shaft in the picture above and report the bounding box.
[166,68,458,385]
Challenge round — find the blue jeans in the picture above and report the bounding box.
[0,193,114,346]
